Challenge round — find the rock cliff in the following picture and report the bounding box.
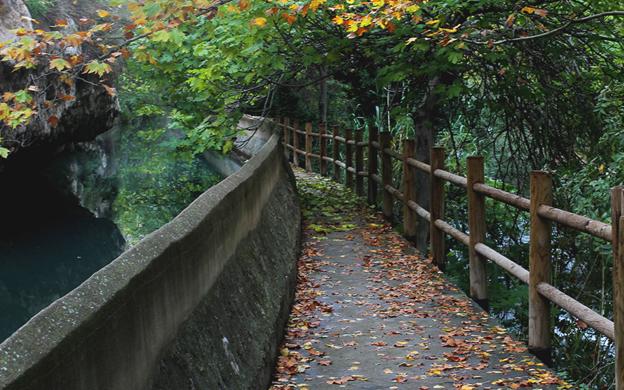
[0,0,119,169]
[0,0,32,41]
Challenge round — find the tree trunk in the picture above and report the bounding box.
[412,76,444,254]
[319,66,328,124]
[414,123,434,253]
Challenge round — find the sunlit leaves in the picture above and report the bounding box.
[521,6,548,17]
[0,94,34,129]
[49,58,72,71]
[84,60,112,77]
[1,0,620,162]
[13,90,33,104]
[251,17,268,27]
[96,9,111,18]
[151,30,172,42]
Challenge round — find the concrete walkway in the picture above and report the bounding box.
[270,170,567,389]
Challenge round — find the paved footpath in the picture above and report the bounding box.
[270,170,568,390]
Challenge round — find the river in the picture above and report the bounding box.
[0,120,226,341]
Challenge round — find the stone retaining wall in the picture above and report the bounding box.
[0,118,300,390]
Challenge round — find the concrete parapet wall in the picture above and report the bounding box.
[0,118,300,390]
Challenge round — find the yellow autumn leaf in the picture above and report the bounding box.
[522,6,548,16]
[406,4,420,13]
[346,20,358,33]
[521,6,536,14]
[333,15,344,25]
[96,9,110,18]
[440,27,457,33]
[309,0,327,11]
[49,58,72,71]
[252,17,267,27]
[372,0,384,7]
[360,15,372,27]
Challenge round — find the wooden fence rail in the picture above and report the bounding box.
[276,117,624,387]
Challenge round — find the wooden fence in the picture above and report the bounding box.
[277,117,624,387]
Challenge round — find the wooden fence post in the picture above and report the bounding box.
[402,140,416,241]
[529,171,553,365]
[467,156,488,310]
[430,147,446,271]
[346,128,354,190]
[612,186,624,389]
[380,132,393,221]
[368,126,379,205]
[292,120,300,168]
[319,123,328,176]
[333,126,340,181]
[355,130,364,197]
[283,117,291,161]
[305,122,313,172]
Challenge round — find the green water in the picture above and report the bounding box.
[0,121,225,341]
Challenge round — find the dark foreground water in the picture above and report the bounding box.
[0,122,224,341]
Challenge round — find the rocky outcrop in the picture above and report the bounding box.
[0,0,119,169]
[37,0,115,28]
[0,0,32,41]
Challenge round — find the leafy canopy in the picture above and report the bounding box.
[1,0,622,155]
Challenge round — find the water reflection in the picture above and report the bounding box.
[0,122,225,341]
[0,170,126,340]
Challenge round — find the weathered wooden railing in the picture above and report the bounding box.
[277,117,624,388]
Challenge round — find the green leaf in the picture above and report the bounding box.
[84,61,112,77]
[447,50,463,64]
[151,30,171,43]
[50,58,72,71]
[14,90,32,104]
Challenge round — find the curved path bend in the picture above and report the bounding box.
[270,169,567,390]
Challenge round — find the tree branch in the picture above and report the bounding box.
[466,11,624,46]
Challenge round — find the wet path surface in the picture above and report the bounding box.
[271,169,566,389]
